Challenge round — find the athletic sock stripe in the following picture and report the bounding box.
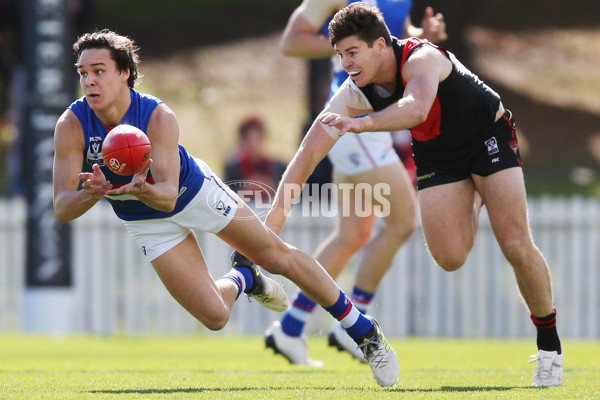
[336,303,352,321]
[292,301,317,313]
[530,307,557,328]
[219,275,243,298]
[287,305,313,322]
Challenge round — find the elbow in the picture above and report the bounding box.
[280,35,303,57]
[411,106,429,126]
[165,200,177,213]
[280,40,297,57]
[163,194,178,213]
[54,209,72,224]
[156,198,177,213]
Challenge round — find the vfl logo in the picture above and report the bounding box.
[86,136,105,166]
[209,179,276,219]
[485,137,499,155]
[214,200,232,217]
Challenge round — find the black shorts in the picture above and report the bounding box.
[413,110,522,190]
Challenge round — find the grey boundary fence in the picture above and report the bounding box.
[0,196,598,337]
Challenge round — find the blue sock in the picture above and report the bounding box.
[219,266,255,299]
[324,290,373,341]
[234,266,255,293]
[351,286,375,315]
[281,291,317,337]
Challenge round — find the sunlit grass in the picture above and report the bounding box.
[0,335,598,399]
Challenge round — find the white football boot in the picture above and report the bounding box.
[356,317,399,387]
[231,251,288,312]
[265,321,324,367]
[529,349,564,387]
[328,323,367,363]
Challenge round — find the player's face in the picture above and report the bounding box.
[335,36,385,87]
[76,48,130,112]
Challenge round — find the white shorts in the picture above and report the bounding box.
[123,160,239,261]
[328,131,400,176]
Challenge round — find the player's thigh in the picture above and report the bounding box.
[352,161,417,228]
[472,167,533,248]
[332,170,376,245]
[418,179,478,257]
[216,202,289,267]
[151,233,230,319]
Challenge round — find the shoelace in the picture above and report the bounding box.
[358,339,388,369]
[527,354,539,364]
[528,354,552,381]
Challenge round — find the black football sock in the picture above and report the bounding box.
[530,307,562,354]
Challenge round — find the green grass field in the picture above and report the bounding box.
[0,335,598,399]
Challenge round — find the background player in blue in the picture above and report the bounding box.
[266,0,446,366]
[52,29,399,387]
[271,4,562,386]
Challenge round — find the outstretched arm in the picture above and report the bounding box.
[265,120,336,234]
[280,0,344,58]
[320,46,450,135]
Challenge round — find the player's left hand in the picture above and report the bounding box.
[106,159,152,195]
[319,112,365,136]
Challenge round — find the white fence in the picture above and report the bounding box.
[0,196,599,338]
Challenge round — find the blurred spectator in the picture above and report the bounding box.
[224,115,286,201]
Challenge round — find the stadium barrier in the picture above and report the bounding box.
[0,196,598,338]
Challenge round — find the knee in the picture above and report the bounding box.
[202,312,230,331]
[251,244,294,276]
[336,225,372,252]
[500,237,536,268]
[386,215,418,244]
[431,249,468,272]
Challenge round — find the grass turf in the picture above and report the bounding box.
[0,335,598,399]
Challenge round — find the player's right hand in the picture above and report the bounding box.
[78,163,112,200]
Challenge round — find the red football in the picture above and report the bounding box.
[102,124,152,176]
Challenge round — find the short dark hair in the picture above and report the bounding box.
[239,115,265,140]
[73,29,142,88]
[328,3,392,48]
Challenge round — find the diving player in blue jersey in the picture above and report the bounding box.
[266,0,446,366]
[52,29,399,387]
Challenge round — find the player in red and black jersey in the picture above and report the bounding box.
[266,3,563,387]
